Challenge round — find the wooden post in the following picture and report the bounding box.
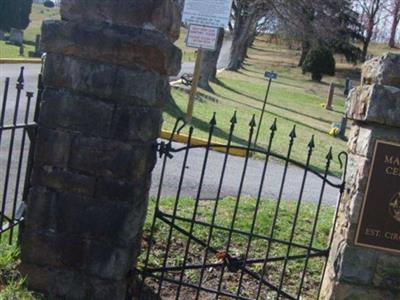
[186,49,203,123]
[326,82,335,110]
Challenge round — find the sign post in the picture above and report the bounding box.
[186,49,203,123]
[254,71,278,149]
[182,0,233,123]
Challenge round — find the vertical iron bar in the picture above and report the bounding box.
[256,125,297,299]
[21,73,43,206]
[0,77,10,146]
[235,119,277,298]
[0,68,24,240]
[254,78,272,149]
[139,119,188,297]
[316,152,348,299]
[157,127,193,295]
[8,92,33,244]
[215,115,257,299]
[296,148,333,299]
[175,114,217,300]
[195,112,237,300]
[275,136,315,298]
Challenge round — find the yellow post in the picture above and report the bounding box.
[186,49,203,123]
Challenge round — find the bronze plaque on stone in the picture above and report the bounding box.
[355,140,400,254]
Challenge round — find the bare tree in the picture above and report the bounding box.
[227,0,270,71]
[271,0,362,66]
[356,0,387,60]
[388,0,400,47]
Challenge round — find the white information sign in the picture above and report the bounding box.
[186,25,219,50]
[182,0,233,28]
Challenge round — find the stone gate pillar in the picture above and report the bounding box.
[321,53,400,299]
[20,1,181,299]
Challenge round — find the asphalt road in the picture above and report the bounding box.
[0,36,341,219]
[150,142,341,205]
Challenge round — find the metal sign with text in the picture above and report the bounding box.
[186,24,219,51]
[355,140,400,254]
[182,0,233,28]
[265,71,278,80]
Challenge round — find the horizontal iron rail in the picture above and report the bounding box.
[160,143,344,189]
[158,210,326,253]
[0,123,37,131]
[1,218,23,234]
[144,250,328,274]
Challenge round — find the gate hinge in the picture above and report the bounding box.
[157,141,173,159]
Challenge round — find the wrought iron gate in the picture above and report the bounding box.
[0,67,41,243]
[136,116,348,300]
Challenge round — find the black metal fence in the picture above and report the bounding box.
[136,116,348,300]
[0,67,41,244]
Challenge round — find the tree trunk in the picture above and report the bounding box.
[362,20,374,62]
[0,30,4,40]
[298,40,310,67]
[362,34,372,62]
[227,4,258,71]
[198,29,225,91]
[388,2,400,48]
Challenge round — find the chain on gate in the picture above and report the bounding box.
[135,115,348,299]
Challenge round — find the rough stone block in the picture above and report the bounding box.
[31,166,96,196]
[347,84,400,127]
[347,124,400,159]
[60,0,181,42]
[111,107,162,142]
[345,153,371,196]
[25,187,147,247]
[95,177,150,202]
[373,253,400,290]
[24,187,58,233]
[34,127,73,168]
[41,20,182,76]
[21,232,133,280]
[324,282,400,300]
[43,54,169,107]
[334,243,378,285]
[39,88,114,137]
[70,136,156,180]
[361,53,400,87]
[344,190,365,226]
[20,263,127,300]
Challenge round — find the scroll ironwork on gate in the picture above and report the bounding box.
[136,115,348,300]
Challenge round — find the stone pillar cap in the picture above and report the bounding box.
[361,53,400,87]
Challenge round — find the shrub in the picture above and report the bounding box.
[43,0,55,8]
[302,47,336,82]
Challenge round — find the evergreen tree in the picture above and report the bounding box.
[302,47,336,82]
[0,0,32,32]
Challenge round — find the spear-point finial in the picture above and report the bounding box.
[230,111,237,124]
[249,114,257,128]
[289,125,297,139]
[209,112,217,126]
[308,135,315,149]
[17,66,25,84]
[270,118,277,132]
[326,147,333,161]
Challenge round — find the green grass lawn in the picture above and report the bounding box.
[0,197,334,299]
[163,38,352,176]
[0,231,42,300]
[140,196,335,299]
